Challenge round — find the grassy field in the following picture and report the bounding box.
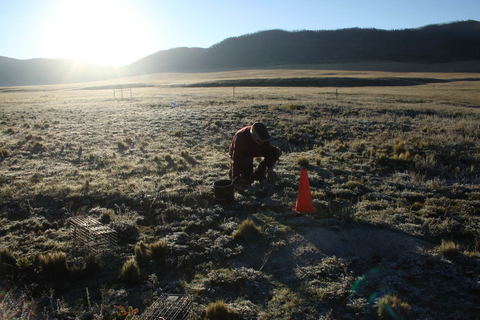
[1,69,480,319]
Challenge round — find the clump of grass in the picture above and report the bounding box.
[134,241,150,261]
[134,239,169,262]
[37,251,68,275]
[203,300,237,320]
[121,257,140,285]
[99,209,113,223]
[165,154,173,162]
[0,147,8,158]
[0,247,16,271]
[393,140,405,156]
[30,173,42,183]
[149,239,169,260]
[77,146,82,161]
[377,152,388,164]
[284,103,303,111]
[439,239,461,257]
[394,150,412,162]
[297,155,309,168]
[117,140,128,150]
[364,147,376,158]
[180,150,190,158]
[174,130,182,137]
[83,179,90,194]
[376,294,411,319]
[82,253,101,274]
[31,141,45,153]
[124,136,134,145]
[233,219,262,241]
[287,131,302,144]
[315,154,321,166]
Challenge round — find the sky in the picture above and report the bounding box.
[1,0,479,67]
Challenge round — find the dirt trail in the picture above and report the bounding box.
[236,227,432,276]
[289,227,431,261]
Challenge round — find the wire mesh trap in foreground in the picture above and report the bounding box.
[68,215,117,254]
[139,294,195,320]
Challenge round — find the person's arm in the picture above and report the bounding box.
[262,142,275,168]
[230,133,245,184]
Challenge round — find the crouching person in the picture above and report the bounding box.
[229,123,281,190]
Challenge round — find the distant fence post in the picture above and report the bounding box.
[113,84,132,99]
[233,86,235,98]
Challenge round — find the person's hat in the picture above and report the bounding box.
[251,123,271,142]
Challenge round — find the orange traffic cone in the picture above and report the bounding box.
[292,168,317,215]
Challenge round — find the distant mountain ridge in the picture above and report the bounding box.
[1,20,480,87]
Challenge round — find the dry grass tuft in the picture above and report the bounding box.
[0,147,9,158]
[148,239,169,259]
[439,239,461,257]
[0,247,16,272]
[121,257,141,285]
[297,155,309,168]
[135,239,169,262]
[393,140,405,156]
[376,294,412,319]
[37,251,68,274]
[203,300,236,320]
[134,241,150,261]
[232,219,262,241]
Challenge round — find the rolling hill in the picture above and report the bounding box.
[1,20,480,87]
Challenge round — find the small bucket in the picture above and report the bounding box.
[213,180,234,203]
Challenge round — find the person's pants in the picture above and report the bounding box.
[239,146,281,182]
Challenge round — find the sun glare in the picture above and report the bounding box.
[43,0,151,66]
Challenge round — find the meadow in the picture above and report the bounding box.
[0,68,480,319]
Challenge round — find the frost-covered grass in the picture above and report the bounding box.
[0,69,479,319]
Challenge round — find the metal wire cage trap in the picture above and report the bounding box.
[68,215,117,254]
[139,294,195,320]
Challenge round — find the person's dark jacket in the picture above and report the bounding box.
[228,125,274,183]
